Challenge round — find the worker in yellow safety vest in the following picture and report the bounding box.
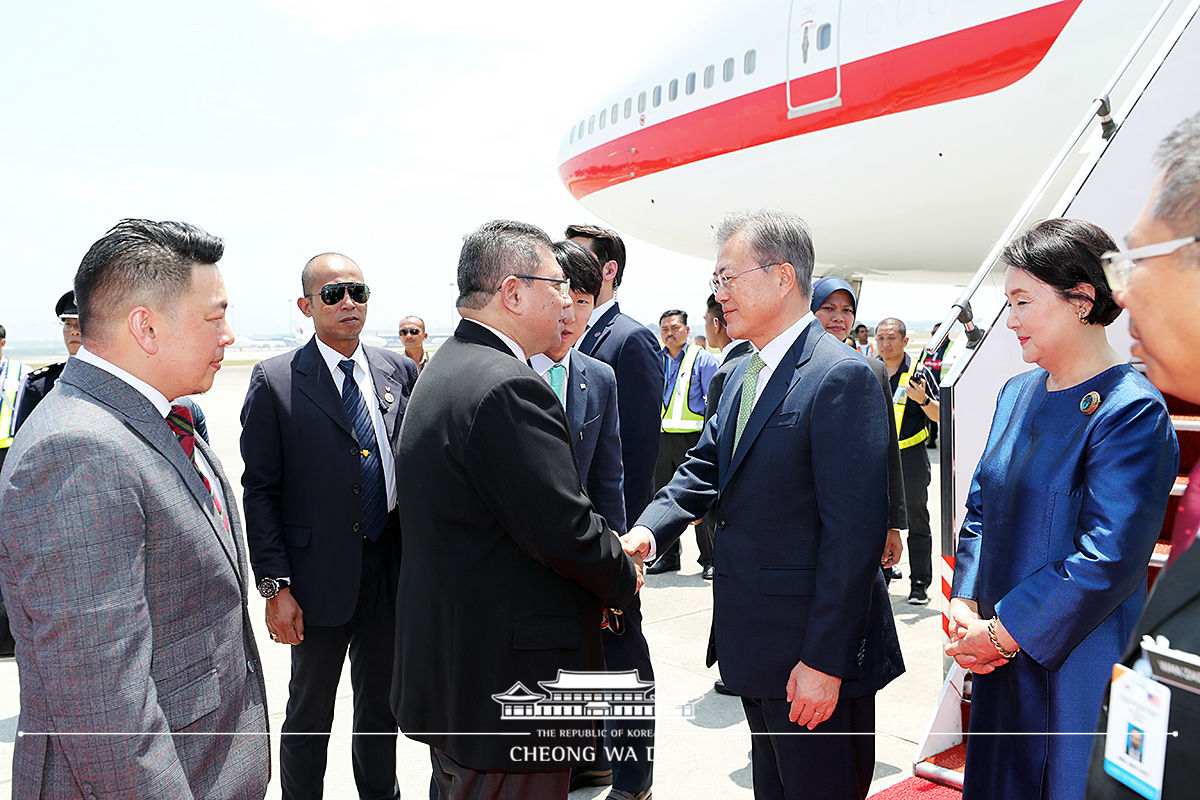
[647,308,719,575]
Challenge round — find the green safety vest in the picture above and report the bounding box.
[662,344,705,433]
[1,357,30,449]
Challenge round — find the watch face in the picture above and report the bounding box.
[257,577,277,599]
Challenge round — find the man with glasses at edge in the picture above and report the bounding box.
[240,253,418,800]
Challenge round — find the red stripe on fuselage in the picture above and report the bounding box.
[560,0,1082,200]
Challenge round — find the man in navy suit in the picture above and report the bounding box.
[622,210,903,800]
[240,253,418,800]
[567,224,663,799]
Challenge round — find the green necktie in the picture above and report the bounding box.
[548,363,566,407]
[733,353,766,452]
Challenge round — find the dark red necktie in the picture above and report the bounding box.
[1167,461,1200,569]
[166,404,229,532]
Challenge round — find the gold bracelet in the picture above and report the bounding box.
[988,616,1019,659]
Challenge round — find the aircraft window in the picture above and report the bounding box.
[818,23,832,50]
[744,49,756,75]
[611,102,619,122]
[599,108,607,129]
[669,79,678,101]
[686,71,696,95]
[578,120,585,140]
[624,97,632,118]
[588,115,595,134]
[638,91,647,112]
[570,127,575,144]
[653,85,662,106]
[723,57,734,82]
[704,65,715,89]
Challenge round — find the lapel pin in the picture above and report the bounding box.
[579,383,586,390]
[1080,391,1101,416]
[384,389,394,404]
[361,449,371,458]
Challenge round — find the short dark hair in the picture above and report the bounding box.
[1153,111,1200,245]
[565,224,627,288]
[660,309,687,325]
[399,315,426,331]
[551,240,603,299]
[75,219,224,344]
[853,323,868,333]
[457,220,554,310]
[1001,218,1121,326]
[0,324,6,340]
[876,317,907,338]
[706,293,726,326]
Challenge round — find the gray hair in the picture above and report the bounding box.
[457,220,554,310]
[1154,112,1200,259]
[714,209,815,299]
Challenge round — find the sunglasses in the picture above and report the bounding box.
[310,282,370,305]
[398,328,422,336]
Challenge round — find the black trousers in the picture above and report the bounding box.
[653,430,714,567]
[280,534,401,800]
[429,747,569,800]
[601,593,655,793]
[741,694,875,800]
[900,444,933,589]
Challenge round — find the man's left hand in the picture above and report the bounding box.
[881,529,903,568]
[786,660,841,730]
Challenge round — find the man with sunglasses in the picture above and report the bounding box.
[398,315,430,372]
[240,252,418,800]
[1086,111,1200,798]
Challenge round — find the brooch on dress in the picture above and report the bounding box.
[1080,391,1101,416]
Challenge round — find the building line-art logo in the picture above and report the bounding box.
[493,669,679,720]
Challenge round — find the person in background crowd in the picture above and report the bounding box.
[398,315,430,372]
[0,324,30,473]
[694,333,708,348]
[648,308,719,576]
[853,323,875,357]
[945,218,1178,800]
[13,292,81,433]
[1086,110,1200,798]
[876,317,939,605]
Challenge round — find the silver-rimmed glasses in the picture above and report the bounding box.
[1101,236,1199,291]
[709,263,781,294]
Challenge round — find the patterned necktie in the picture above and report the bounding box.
[340,360,387,542]
[547,363,567,407]
[733,353,766,452]
[166,404,229,532]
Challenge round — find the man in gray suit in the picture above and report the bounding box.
[0,219,270,799]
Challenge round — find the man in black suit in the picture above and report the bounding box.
[240,253,417,800]
[566,223,663,798]
[393,220,641,800]
[1085,111,1200,798]
[623,210,903,800]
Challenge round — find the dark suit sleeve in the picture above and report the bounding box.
[466,375,637,608]
[703,370,727,422]
[802,359,890,678]
[616,326,665,514]
[587,373,627,534]
[13,376,46,433]
[634,411,721,552]
[239,362,290,582]
[872,362,907,530]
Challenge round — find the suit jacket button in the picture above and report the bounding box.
[247,659,256,674]
[352,484,361,494]
[352,522,361,533]
[350,446,358,456]
[716,520,727,529]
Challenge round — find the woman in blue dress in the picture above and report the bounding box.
[946,218,1179,799]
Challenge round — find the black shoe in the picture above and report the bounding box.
[569,767,613,791]
[646,559,680,575]
[606,790,652,800]
[702,565,715,580]
[713,679,735,696]
[908,585,930,606]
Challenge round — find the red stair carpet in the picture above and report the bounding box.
[867,777,961,799]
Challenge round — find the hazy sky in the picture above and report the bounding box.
[1,0,960,346]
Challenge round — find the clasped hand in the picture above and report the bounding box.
[944,597,1012,674]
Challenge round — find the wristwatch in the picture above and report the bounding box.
[920,397,932,407]
[258,576,291,599]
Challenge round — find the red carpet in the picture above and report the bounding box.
[867,776,962,799]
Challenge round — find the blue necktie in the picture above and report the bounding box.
[340,359,387,541]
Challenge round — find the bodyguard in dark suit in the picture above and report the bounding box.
[567,224,662,798]
[1085,111,1200,798]
[241,253,417,800]
[393,220,640,800]
[622,210,903,800]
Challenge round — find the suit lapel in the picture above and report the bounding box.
[193,434,242,580]
[1139,544,1200,635]
[295,337,354,438]
[365,346,402,443]
[580,303,620,356]
[723,320,822,486]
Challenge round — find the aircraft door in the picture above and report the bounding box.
[787,1,843,118]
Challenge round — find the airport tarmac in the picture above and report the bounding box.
[0,358,949,799]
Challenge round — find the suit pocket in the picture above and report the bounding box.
[159,668,221,730]
[284,526,311,547]
[153,628,216,683]
[764,410,799,428]
[759,566,817,596]
[513,615,582,650]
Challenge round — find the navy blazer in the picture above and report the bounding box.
[636,319,904,700]
[566,352,626,534]
[240,336,417,627]
[578,302,664,522]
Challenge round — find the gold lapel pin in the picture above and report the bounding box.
[1080,391,1101,416]
[361,449,371,458]
[384,390,394,404]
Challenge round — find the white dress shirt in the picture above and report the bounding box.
[577,296,617,348]
[467,319,527,362]
[720,339,750,363]
[529,350,573,405]
[747,313,815,409]
[313,337,397,509]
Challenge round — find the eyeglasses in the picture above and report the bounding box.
[510,274,571,298]
[60,318,80,331]
[308,282,370,305]
[709,263,781,294]
[1101,236,1199,291]
[398,328,422,336]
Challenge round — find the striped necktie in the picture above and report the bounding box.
[166,404,229,532]
[340,359,388,541]
[733,353,766,452]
